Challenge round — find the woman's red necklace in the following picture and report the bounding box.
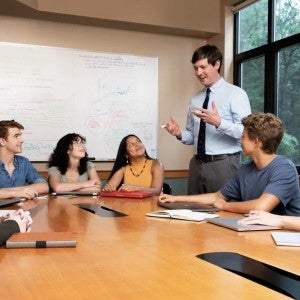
[129,159,147,177]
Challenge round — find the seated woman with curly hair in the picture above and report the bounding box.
[48,133,101,193]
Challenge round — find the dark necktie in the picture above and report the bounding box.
[197,88,211,157]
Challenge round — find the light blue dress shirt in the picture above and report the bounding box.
[181,77,251,155]
[0,155,46,188]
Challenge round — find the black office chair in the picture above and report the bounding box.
[162,183,172,195]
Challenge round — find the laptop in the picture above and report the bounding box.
[52,192,99,197]
[158,201,219,213]
[0,198,21,208]
[99,190,155,199]
[207,217,281,232]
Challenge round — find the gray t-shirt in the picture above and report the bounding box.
[220,155,300,216]
[48,161,95,183]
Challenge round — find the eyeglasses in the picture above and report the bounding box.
[73,140,86,147]
[126,140,142,148]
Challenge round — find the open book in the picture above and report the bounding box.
[146,209,219,222]
[271,232,300,246]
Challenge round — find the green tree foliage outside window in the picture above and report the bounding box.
[237,0,300,164]
[238,0,268,53]
[241,57,265,113]
[275,0,300,41]
[277,44,300,164]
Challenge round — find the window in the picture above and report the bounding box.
[274,0,300,41]
[238,0,268,53]
[234,0,300,167]
[241,56,265,112]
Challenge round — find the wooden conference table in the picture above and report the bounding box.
[0,195,299,300]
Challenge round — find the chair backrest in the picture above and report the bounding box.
[162,183,172,195]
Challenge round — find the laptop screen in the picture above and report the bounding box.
[0,198,21,208]
[158,201,219,213]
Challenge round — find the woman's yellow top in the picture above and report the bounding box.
[124,159,153,188]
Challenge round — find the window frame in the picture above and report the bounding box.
[233,0,300,171]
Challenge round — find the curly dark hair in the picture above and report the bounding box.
[108,134,152,182]
[48,133,89,175]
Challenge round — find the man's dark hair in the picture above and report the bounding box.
[191,44,223,73]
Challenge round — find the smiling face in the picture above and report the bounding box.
[240,129,260,156]
[0,127,24,154]
[193,58,221,87]
[125,136,145,159]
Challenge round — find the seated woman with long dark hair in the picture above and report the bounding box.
[103,134,164,195]
[48,133,101,193]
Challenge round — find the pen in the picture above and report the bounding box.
[36,195,49,199]
[52,193,78,198]
[18,196,48,201]
[244,213,256,217]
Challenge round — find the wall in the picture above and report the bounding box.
[16,0,220,37]
[0,0,230,184]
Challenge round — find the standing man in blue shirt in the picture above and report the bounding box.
[0,120,49,200]
[163,44,251,194]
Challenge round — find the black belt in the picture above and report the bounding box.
[195,152,240,163]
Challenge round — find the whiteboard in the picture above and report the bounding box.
[0,42,158,161]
